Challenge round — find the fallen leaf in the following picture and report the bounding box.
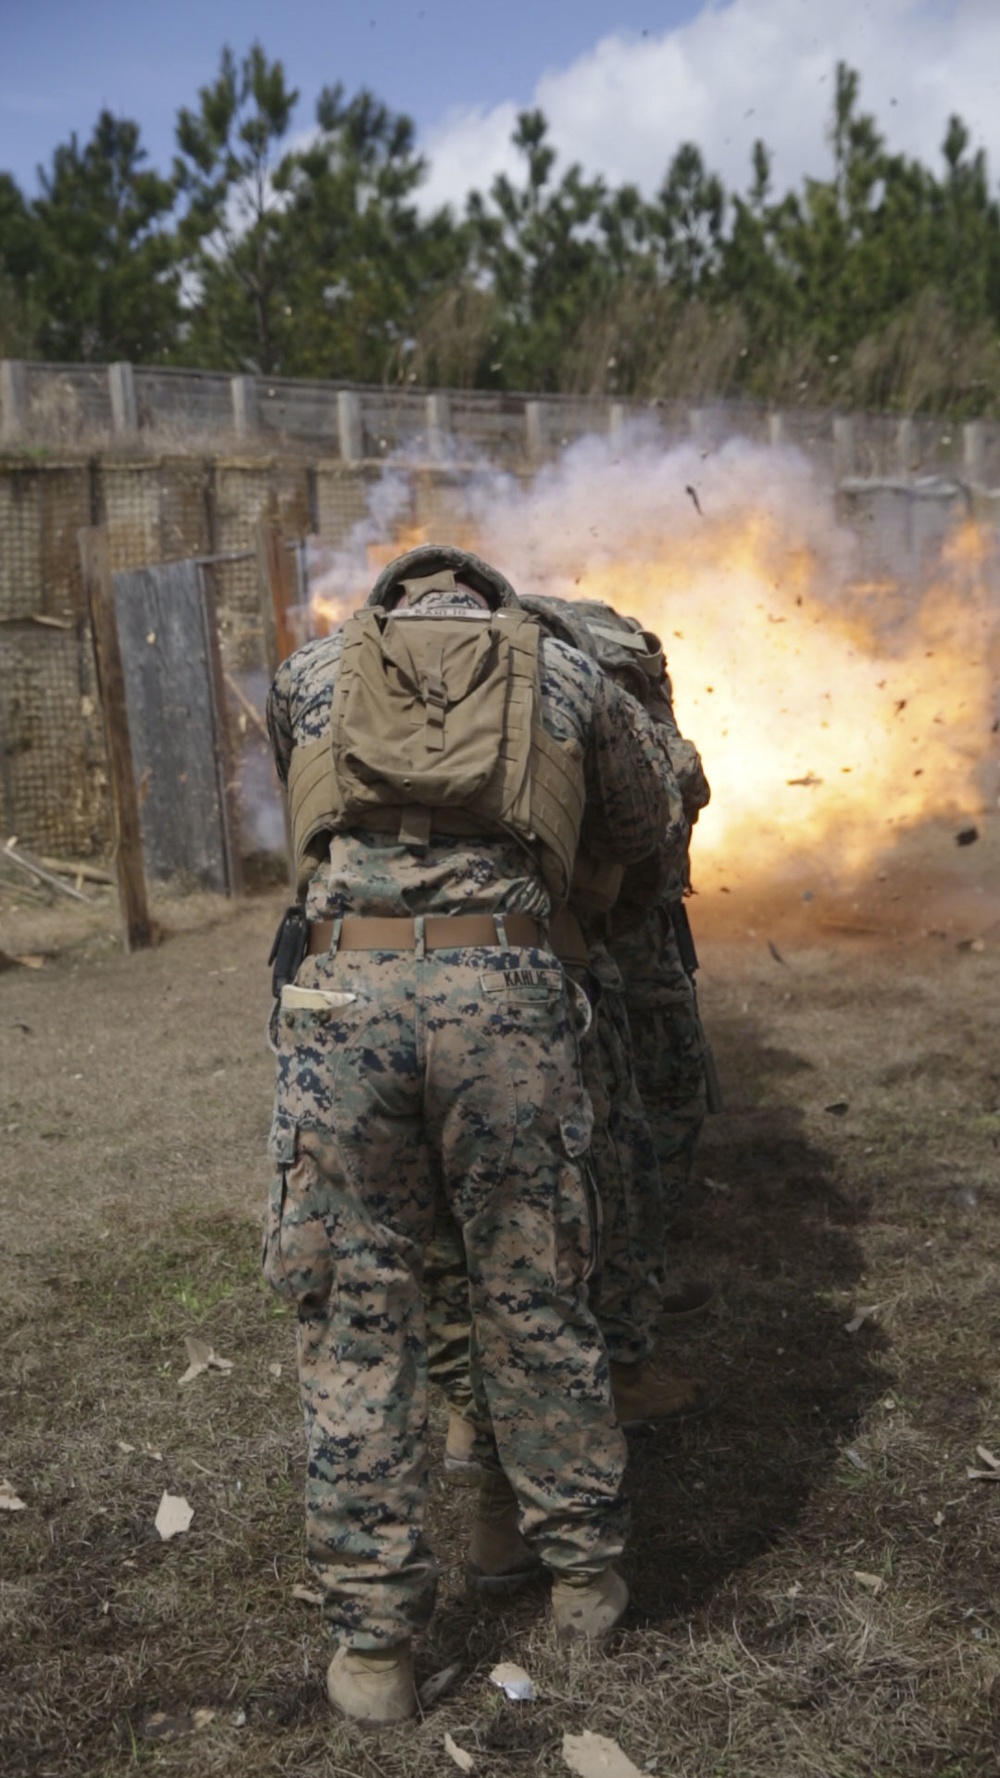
[116,1440,136,1455]
[976,1446,1000,1471]
[853,1571,886,1594]
[956,825,979,847]
[268,1362,282,1379]
[845,1305,879,1334]
[179,1336,234,1386]
[444,1731,475,1772]
[703,1176,730,1195]
[933,1511,945,1527]
[178,1345,209,1387]
[0,1480,27,1511]
[489,1661,535,1701]
[418,1662,461,1708]
[825,1101,850,1117]
[291,1584,324,1606]
[967,1467,1000,1482]
[562,1729,645,1778]
[844,1447,869,1472]
[155,1492,193,1540]
[141,1708,214,1742]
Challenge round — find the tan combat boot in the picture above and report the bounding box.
[444,1411,482,1484]
[326,1642,416,1725]
[610,1359,714,1429]
[466,1470,543,1595]
[551,1568,629,1642]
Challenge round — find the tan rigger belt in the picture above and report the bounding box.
[307,912,544,955]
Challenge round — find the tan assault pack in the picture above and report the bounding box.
[288,607,585,904]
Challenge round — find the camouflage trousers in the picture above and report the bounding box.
[580,945,665,1362]
[262,939,628,1648]
[426,940,664,1422]
[611,905,708,1215]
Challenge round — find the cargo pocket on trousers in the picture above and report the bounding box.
[262,1113,335,1314]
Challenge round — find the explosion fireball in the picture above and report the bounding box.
[306,432,999,894]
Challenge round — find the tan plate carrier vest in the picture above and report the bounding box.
[286,607,586,906]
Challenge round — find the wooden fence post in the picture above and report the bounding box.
[255,517,298,673]
[0,360,28,442]
[78,526,153,951]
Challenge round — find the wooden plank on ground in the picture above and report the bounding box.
[78,527,153,951]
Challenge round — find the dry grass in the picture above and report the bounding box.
[2,821,1000,1776]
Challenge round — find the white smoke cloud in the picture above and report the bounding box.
[306,423,998,887]
[420,0,1000,215]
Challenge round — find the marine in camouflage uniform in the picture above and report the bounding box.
[262,547,675,1676]
[610,678,712,1223]
[425,598,702,1444]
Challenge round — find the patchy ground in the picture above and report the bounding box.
[2,818,1000,1778]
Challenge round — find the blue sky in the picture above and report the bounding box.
[0,0,697,190]
[2,0,994,212]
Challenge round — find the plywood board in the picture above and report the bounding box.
[113,560,236,892]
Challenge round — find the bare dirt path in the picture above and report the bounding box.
[2,822,999,1778]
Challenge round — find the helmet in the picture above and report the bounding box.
[366,544,520,611]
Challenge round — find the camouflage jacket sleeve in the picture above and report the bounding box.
[266,656,296,788]
[608,691,691,929]
[580,673,677,865]
[647,681,711,821]
[266,632,345,789]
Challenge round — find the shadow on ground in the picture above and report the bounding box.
[622,997,891,1624]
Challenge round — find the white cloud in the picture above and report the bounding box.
[418,0,1000,215]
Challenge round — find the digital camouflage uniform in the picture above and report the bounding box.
[263,583,673,1650]
[423,608,690,1416]
[560,939,665,1366]
[611,683,712,1220]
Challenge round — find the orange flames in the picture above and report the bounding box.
[572,512,997,886]
[305,494,998,890]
